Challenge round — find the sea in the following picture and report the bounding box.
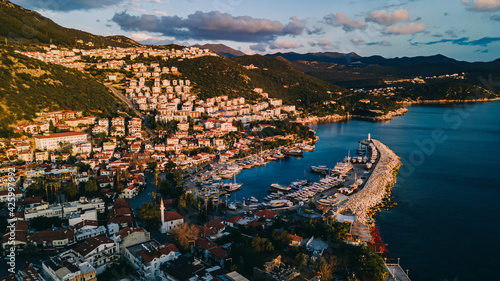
[229,101,500,281]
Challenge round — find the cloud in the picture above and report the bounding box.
[128,32,174,45]
[283,16,307,35]
[317,39,335,50]
[411,36,500,47]
[445,29,458,38]
[324,12,366,32]
[366,9,409,25]
[462,0,500,11]
[350,38,366,46]
[490,14,500,20]
[308,41,316,47]
[307,26,326,35]
[249,43,267,52]
[366,40,392,46]
[112,11,305,42]
[268,41,302,49]
[384,22,426,34]
[351,38,392,46]
[155,11,169,16]
[14,0,124,11]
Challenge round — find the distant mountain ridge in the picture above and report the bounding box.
[192,43,245,58]
[266,52,462,66]
[0,0,141,48]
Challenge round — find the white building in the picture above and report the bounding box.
[35,132,88,151]
[74,236,119,275]
[159,200,184,234]
[42,250,97,281]
[124,240,180,280]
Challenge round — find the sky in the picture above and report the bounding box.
[11,0,500,62]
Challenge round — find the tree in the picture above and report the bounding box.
[251,237,274,252]
[295,252,307,268]
[136,203,160,228]
[171,223,199,252]
[173,169,183,188]
[272,229,291,250]
[316,257,334,281]
[64,181,79,200]
[84,178,98,193]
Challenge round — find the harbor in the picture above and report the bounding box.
[186,134,401,228]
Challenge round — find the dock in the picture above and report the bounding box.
[385,261,411,281]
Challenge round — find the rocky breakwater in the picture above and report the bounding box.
[339,139,402,225]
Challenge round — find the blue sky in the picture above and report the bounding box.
[11,0,500,61]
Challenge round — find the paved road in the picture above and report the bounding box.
[104,83,156,137]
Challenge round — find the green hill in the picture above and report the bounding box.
[394,80,497,101]
[0,47,129,137]
[131,53,401,116]
[0,0,141,48]
[157,54,346,106]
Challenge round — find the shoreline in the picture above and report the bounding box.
[339,139,402,226]
[298,97,500,125]
[397,97,500,105]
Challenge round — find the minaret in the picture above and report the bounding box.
[160,199,165,225]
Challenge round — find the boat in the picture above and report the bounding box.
[311,165,330,174]
[223,175,242,192]
[228,202,237,210]
[357,144,366,155]
[266,155,277,161]
[283,148,303,156]
[273,151,285,158]
[249,196,259,203]
[270,183,292,192]
[301,144,315,151]
[267,199,293,208]
[366,162,373,169]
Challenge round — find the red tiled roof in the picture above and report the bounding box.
[113,199,130,209]
[114,227,145,239]
[254,209,278,219]
[208,246,228,260]
[289,234,303,242]
[108,216,133,225]
[73,220,99,231]
[137,243,179,263]
[245,221,264,228]
[205,219,225,232]
[74,236,115,256]
[28,227,74,244]
[196,226,215,238]
[34,132,87,139]
[225,215,243,224]
[195,238,218,250]
[163,211,183,222]
[22,196,43,205]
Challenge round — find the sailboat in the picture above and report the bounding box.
[223,174,242,192]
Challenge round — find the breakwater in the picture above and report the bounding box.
[339,139,401,225]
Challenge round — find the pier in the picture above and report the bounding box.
[385,260,412,281]
[339,139,401,225]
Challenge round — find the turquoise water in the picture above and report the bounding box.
[232,101,500,281]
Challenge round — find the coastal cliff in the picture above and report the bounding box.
[339,139,401,225]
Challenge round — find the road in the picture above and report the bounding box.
[104,83,156,137]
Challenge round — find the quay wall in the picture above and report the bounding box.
[339,139,401,225]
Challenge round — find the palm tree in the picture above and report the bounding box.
[154,167,160,193]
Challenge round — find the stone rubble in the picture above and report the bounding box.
[339,139,401,225]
